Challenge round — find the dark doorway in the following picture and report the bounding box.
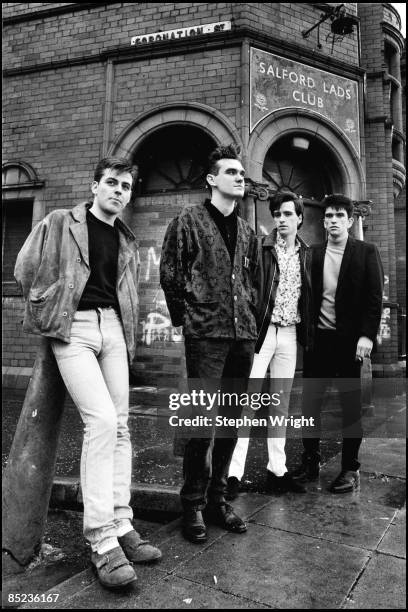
[257,133,342,245]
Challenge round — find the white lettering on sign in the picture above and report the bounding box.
[251,48,360,155]
[131,21,231,46]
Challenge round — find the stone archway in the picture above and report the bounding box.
[247,108,366,200]
[109,102,243,159]
[109,104,244,383]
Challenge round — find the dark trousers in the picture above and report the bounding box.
[302,329,363,471]
[181,338,255,510]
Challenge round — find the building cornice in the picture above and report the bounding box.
[3,25,365,81]
[2,3,106,25]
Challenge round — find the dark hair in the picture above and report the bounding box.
[269,190,304,229]
[207,144,241,175]
[321,194,354,218]
[93,157,138,191]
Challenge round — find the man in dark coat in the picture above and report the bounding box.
[160,144,258,542]
[293,194,384,493]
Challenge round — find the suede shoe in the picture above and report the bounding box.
[291,461,320,483]
[182,508,207,543]
[266,471,306,494]
[204,502,247,533]
[226,476,240,501]
[118,529,162,564]
[329,470,360,493]
[91,546,137,590]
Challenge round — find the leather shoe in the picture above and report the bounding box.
[329,470,360,493]
[91,546,137,590]
[226,476,240,501]
[266,471,306,494]
[118,529,162,563]
[204,502,247,533]
[182,508,207,543]
[292,461,320,483]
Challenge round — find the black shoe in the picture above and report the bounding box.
[182,508,207,543]
[204,502,247,533]
[329,470,360,494]
[265,471,306,494]
[226,476,240,501]
[292,461,320,483]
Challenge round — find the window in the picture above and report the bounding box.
[2,199,33,294]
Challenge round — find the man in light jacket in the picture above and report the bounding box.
[15,157,161,590]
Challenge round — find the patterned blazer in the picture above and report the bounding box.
[160,202,259,340]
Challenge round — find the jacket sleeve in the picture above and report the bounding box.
[360,243,384,341]
[159,216,188,328]
[14,217,49,299]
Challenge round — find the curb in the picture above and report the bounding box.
[50,477,182,515]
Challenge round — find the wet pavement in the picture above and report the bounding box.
[2,386,406,609]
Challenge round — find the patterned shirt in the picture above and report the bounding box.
[271,234,301,326]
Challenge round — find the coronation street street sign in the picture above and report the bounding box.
[131,21,231,46]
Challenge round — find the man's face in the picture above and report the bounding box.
[272,200,302,239]
[91,168,133,219]
[323,206,353,240]
[207,158,245,199]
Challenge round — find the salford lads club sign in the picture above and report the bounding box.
[250,48,360,156]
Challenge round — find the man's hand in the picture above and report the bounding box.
[356,336,373,361]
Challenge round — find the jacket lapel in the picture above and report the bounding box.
[69,223,89,268]
[336,236,355,297]
[117,231,135,284]
[314,244,326,300]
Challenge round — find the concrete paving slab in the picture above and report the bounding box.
[377,507,406,558]
[251,493,395,550]
[343,553,406,609]
[58,574,271,609]
[21,565,168,609]
[358,438,406,479]
[174,523,369,609]
[311,460,406,509]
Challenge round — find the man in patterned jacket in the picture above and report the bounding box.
[160,144,258,543]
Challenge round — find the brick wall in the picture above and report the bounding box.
[124,191,206,382]
[358,2,401,369]
[3,3,359,70]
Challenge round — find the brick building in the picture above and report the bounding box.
[2,3,406,387]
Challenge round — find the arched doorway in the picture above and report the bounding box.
[125,124,217,383]
[258,133,343,245]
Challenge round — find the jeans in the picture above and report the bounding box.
[302,329,363,471]
[229,324,297,480]
[51,307,133,553]
[181,338,255,510]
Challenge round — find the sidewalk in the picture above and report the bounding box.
[2,387,406,609]
[5,437,406,610]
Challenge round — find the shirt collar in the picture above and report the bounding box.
[276,233,300,253]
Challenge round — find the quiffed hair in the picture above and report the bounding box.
[269,190,304,229]
[321,194,354,218]
[93,157,138,191]
[207,144,241,176]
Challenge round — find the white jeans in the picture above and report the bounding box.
[51,308,133,554]
[229,324,297,479]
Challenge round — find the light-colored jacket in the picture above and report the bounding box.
[14,201,140,361]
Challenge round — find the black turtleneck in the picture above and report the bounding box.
[204,199,237,262]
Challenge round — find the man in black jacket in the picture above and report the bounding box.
[227,191,313,498]
[293,194,384,493]
[160,144,258,542]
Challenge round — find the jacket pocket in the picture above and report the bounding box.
[29,279,62,330]
[29,279,62,304]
